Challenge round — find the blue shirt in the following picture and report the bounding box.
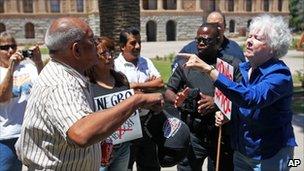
[172,37,245,71]
[214,58,297,160]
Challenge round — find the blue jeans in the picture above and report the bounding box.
[100,142,130,171]
[0,138,22,171]
[233,147,294,171]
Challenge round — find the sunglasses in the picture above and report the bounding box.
[195,37,217,46]
[0,44,17,51]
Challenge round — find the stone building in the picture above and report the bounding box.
[0,0,289,44]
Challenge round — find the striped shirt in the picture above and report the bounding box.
[18,60,100,170]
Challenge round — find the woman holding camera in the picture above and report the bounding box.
[180,14,296,171]
[0,31,43,171]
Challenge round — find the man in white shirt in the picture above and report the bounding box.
[114,27,164,171]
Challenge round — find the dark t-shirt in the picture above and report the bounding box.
[167,54,242,146]
[91,73,129,111]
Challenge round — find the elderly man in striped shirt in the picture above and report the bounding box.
[17,17,164,171]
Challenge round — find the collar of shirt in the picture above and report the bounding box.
[117,53,145,69]
[240,58,280,74]
[51,59,89,88]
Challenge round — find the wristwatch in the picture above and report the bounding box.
[208,65,216,74]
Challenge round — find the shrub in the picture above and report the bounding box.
[295,69,304,87]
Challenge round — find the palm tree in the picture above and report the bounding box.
[98,0,140,52]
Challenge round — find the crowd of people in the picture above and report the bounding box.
[0,11,297,171]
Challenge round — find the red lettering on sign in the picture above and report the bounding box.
[117,127,133,139]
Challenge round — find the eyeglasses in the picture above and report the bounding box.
[195,37,217,46]
[98,50,115,58]
[0,44,17,51]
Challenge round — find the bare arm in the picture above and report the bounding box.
[67,93,163,147]
[0,61,14,103]
[130,77,164,92]
[0,53,23,103]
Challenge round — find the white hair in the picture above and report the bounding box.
[44,26,85,51]
[249,14,292,58]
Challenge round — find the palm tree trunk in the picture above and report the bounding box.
[98,0,140,52]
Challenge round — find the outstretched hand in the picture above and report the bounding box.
[177,53,210,73]
[174,87,191,108]
[140,93,164,112]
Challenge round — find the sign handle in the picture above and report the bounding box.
[215,126,222,171]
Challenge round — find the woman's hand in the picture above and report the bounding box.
[29,44,43,64]
[9,51,24,70]
[215,111,229,127]
[177,53,211,73]
[177,53,219,81]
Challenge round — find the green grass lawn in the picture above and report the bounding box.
[152,58,304,114]
[151,58,173,83]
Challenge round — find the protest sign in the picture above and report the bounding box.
[94,89,142,144]
[214,58,233,120]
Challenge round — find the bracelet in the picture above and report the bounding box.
[207,65,216,74]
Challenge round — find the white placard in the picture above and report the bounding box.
[94,89,142,144]
[214,58,234,120]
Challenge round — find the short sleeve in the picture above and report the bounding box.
[46,83,93,139]
[167,65,186,93]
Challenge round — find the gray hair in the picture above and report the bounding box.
[44,25,85,51]
[249,14,292,58]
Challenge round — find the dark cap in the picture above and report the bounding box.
[143,110,190,167]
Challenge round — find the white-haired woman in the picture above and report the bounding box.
[178,14,297,171]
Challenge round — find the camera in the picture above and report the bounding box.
[21,49,33,58]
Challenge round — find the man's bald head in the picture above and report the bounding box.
[207,11,226,33]
[44,17,91,53]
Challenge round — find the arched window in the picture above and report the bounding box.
[166,20,176,41]
[228,0,234,12]
[0,0,4,13]
[51,0,60,13]
[200,0,216,12]
[0,23,5,33]
[25,23,35,39]
[246,0,252,12]
[247,19,252,28]
[263,0,269,12]
[23,0,33,13]
[229,20,235,33]
[143,0,157,10]
[278,0,283,11]
[76,0,84,12]
[146,20,157,42]
[163,0,176,10]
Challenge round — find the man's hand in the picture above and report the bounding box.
[215,111,229,127]
[140,93,164,112]
[197,93,215,115]
[174,87,190,108]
